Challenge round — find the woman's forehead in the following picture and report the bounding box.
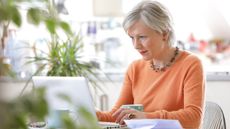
[127,20,155,35]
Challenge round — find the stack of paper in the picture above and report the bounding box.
[124,119,183,129]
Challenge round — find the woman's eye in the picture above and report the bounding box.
[139,36,146,41]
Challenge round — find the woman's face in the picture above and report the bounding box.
[127,20,168,61]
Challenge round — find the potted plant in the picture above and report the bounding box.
[22,0,105,93]
[0,0,105,128]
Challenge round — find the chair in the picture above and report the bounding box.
[202,101,226,129]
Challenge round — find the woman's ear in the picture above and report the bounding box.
[162,31,169,42]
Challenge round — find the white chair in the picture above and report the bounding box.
[202,101,226,129]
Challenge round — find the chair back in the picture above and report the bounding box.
[202,101,226,129]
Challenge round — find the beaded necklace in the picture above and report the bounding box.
[150,47,179,72]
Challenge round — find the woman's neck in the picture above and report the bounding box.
[153,46,175,66]
[150,46,180,72]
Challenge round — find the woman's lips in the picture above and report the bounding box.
[139,50,148,55]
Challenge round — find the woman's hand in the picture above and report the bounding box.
[112,108,146,125]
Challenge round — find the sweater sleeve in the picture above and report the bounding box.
[96,63,134,122]
[145,57,205,129]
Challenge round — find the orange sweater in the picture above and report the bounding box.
[97,51,205,129]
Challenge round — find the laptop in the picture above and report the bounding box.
[32,76,121,129]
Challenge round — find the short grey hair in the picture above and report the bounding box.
[123,0,175,46]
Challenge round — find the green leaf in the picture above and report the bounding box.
[45,19,56,34]
[27,8,41,25]
[59,21,72,34]
[61,114,77,129]
[10,6,22,27]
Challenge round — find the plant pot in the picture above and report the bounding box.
[0,77,33,101]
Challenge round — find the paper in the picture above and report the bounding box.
[124,119,183,129]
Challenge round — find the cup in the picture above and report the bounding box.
[121,104,144,111]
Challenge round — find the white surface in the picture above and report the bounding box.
[99,121,120,128]
[124,119,183,129]
[0,80,32,101]
[32,76,97,125]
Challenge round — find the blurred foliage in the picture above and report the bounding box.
[0,57,15,76]
[0,87,48,129]
[25,0,72,34]
[0,0,37,76]
[0,0,71,76]
[25,0,98,78]
[52,106,101,129]
[74,107,102,129]
[1,1,105,128]
[0,88,103,129]
[0,0,22,27]
[24,0,105,93]
[1,0,105,92]
[0,0,71,34]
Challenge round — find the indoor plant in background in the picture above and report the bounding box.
[1,0,105,96]
[22,0,105,95]
[0,0,72,76]
[25,1,106,127]
[0,0,52,102]
[0,0,104,128]
[0,0,40,76]
[0,0,57,128]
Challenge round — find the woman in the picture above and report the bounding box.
[96,1,205,128]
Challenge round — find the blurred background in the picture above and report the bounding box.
[0,0,230,128]
[2,0,230,74]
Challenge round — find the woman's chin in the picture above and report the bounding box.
[142,56,152,61]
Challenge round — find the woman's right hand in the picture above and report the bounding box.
[112,108,146,125]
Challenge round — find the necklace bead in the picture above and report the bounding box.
[150,47,179,72]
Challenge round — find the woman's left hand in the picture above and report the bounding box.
[112,108,146,125]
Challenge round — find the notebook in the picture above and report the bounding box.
[32,76,121,129]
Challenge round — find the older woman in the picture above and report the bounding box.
[96,1,205,128]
